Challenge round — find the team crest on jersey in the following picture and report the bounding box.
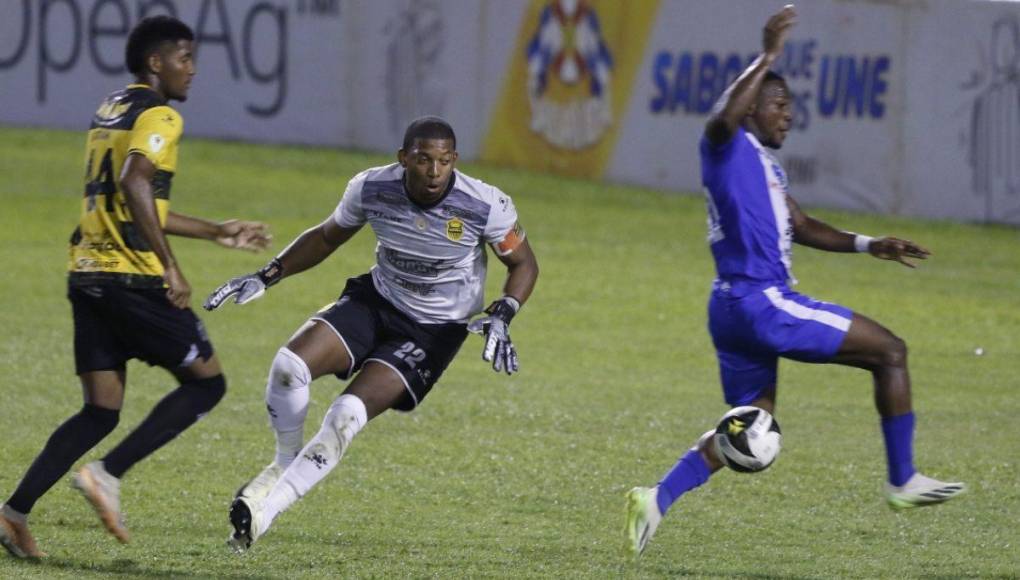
[525,0,614,149]
[445,217,464,241]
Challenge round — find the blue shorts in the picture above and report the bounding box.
[708,281,853,406]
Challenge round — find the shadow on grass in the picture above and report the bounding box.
[20,557,276,579]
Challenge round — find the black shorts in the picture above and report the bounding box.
[312,274,468,411]
[69,283,214,374]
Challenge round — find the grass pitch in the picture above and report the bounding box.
[1,127,1018,579]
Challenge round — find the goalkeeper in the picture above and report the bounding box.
[204,116,539,553]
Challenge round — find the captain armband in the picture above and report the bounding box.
[494,222,526,256]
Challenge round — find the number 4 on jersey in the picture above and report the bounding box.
[85,148,116,212]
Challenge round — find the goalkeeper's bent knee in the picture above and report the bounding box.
[266,347,311,432]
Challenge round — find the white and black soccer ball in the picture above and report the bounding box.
[714,406,782,473]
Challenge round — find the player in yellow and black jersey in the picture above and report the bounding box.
[69,82,185,287]
[1,16,271,559]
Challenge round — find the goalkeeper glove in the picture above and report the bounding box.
[467,296,521,375]
[203,258,283,311]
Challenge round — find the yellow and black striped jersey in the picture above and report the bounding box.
[69,84,183,287]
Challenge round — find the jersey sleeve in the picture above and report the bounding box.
[700,126,743,161]
[127,106,182,171]
[332,171,368,228]
[483,188,524,256]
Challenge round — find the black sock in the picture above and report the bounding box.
[102,375,226,478]
[6,404,119,515]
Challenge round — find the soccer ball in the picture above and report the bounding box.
[714,406,782,473]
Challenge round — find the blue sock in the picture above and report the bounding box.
[881,411,916,487]
[656,449,711,515]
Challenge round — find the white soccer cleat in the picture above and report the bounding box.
[72,461,129,543]
[624,486,663,557]
[885,473,966,510]
[227,496,268,553]
[235,463,284,503]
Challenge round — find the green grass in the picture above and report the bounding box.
[1,126,1018,579]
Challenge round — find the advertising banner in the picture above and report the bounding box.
[902,0,1020,224]
[0,0,345,145]
[481,0,661,178]
[609,0,903,216]
[3,0,1018,224]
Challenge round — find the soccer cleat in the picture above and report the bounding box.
[227,496,267,553]
[0,509,46,559]
[886,473,966,510]
[624,486,663,557]
[234,463,284,503]
[72,461,130,543]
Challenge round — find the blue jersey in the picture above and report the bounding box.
[700,127,795,285]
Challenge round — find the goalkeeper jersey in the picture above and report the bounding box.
[69,84,183,288]
[332,164,523,324]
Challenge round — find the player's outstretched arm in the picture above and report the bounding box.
[787,195,930,267]
[165,213,272,252]
[204,217,361,310]
[120,152,190,308]
[704,5,796,146]
[468,237,539,374]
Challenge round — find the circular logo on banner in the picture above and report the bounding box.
[525,0,613,150]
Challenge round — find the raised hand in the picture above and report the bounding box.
[763,5,797,59]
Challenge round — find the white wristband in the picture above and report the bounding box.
[853,234,874,253]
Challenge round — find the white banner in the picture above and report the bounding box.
[0,0,344,145]
[611,0,904,217]
[3,0,1018,224]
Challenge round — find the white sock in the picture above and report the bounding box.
[265,347,311,468]
[262,394,368,524]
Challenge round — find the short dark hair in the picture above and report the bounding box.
[125,16,194,75]
[402,116,457,151]
[763,70,787,88]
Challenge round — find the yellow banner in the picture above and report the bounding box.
[482,0,661,178]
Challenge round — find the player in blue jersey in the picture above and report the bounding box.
[624,4,965,557]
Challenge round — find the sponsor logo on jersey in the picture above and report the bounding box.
[375,189,407,207]
[366,209,405,223]
[446,217,464,241]
[384,249,445,278]
[95,100,131,122]
[414,216,428,231]
[441,204,482,222]
[393,276,437,296]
